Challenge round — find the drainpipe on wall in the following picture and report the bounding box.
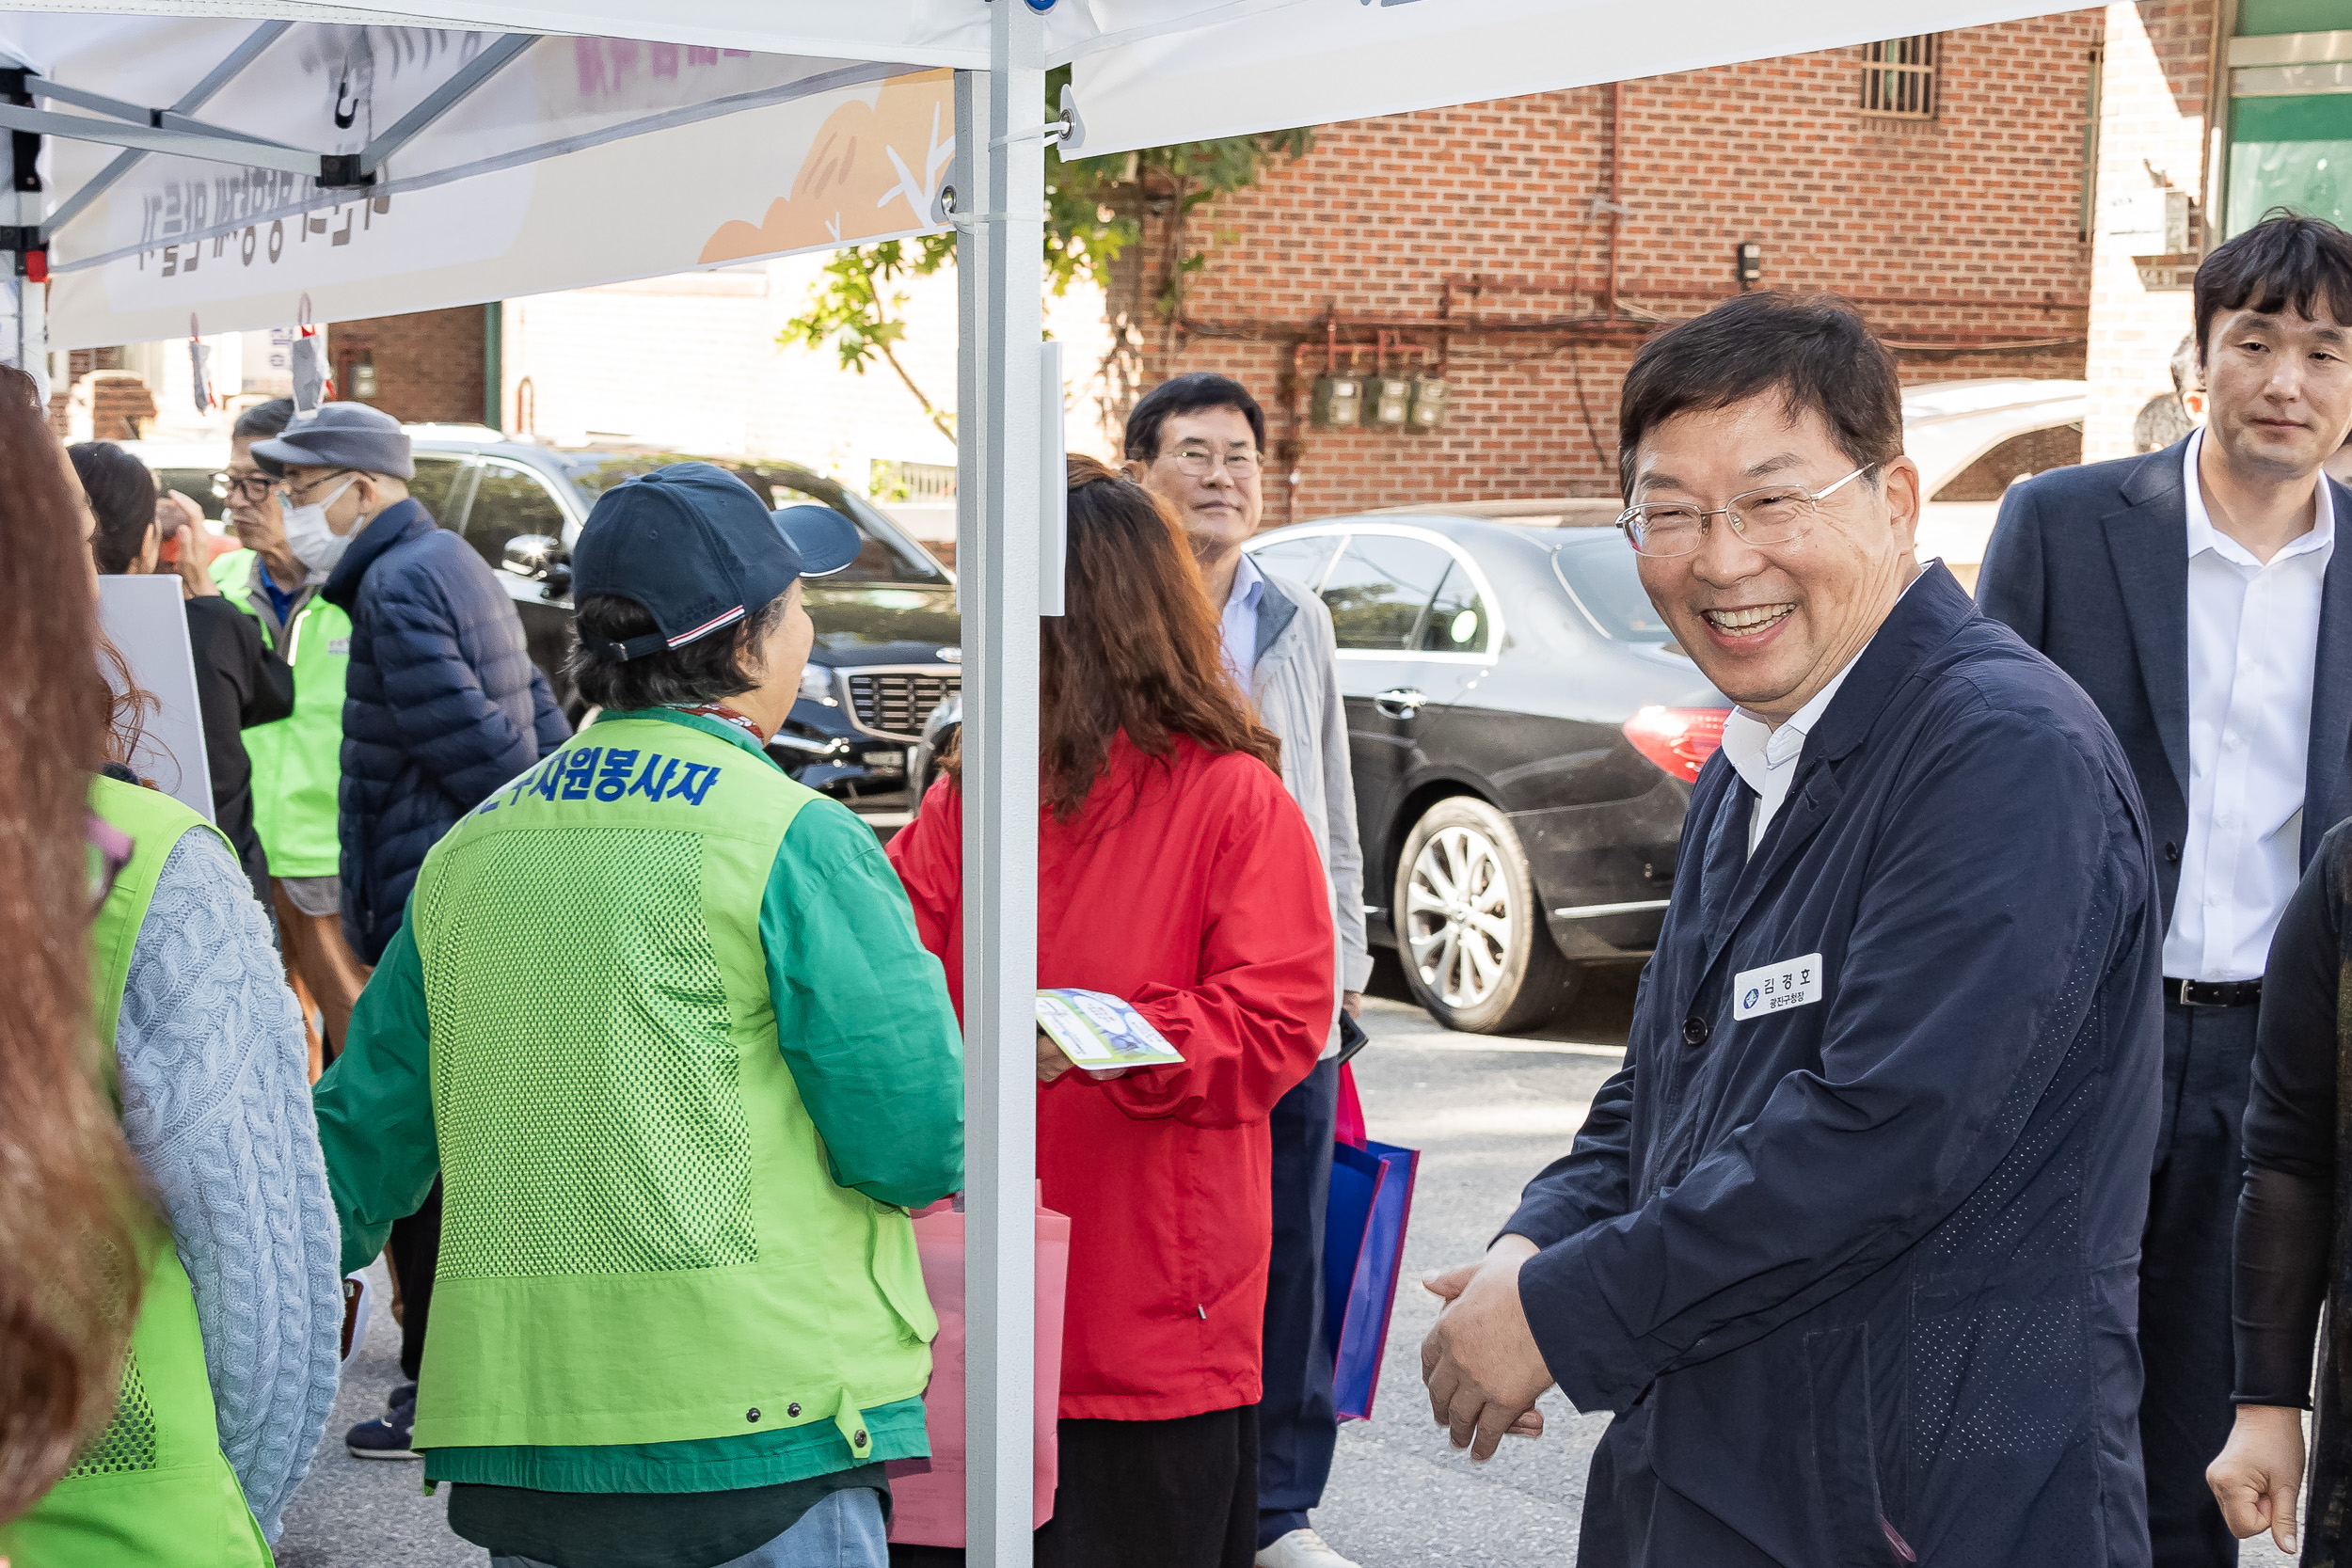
[484,300,503,430]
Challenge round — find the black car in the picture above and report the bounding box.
[403,431,961,822]
[913,506,1727,1035]
[1244,510,1727,1034]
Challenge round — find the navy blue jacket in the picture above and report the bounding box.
[1506,567,2163,1568]
[1977,437,2352,925]
[323,498,566,962]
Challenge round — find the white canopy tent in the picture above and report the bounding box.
[0,1,2073,1559]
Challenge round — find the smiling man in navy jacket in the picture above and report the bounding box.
[1420,293,2164,1567]
[1979,214,2352,1568]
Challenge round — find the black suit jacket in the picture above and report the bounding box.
[1976,436,2352,927]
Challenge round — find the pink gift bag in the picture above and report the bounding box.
[883,1196,1072,1545]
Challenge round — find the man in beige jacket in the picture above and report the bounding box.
[1129,372,1372,1568]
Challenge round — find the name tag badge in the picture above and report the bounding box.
[326,636,351,656]
[1734,953,1823,1022]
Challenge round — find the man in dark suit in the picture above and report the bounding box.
[1979,213,2352,1567]
[1421,293,2164,1568]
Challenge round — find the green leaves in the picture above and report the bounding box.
[775,69,1314,445]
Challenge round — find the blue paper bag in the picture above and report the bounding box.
[1322,1138,1420,1421]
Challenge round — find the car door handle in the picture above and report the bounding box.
[1375,688,1430,720]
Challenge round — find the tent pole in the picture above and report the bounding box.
[958,0,1046,1557]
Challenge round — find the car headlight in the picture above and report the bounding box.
[798,664,836,705]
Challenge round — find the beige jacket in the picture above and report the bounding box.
[1252,573,1373,1055]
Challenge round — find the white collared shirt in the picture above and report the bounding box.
[1719,568,1931,857]
[2167,428,2334,982]
[1218,548,1266,689]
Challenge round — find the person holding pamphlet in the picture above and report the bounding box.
[887,456,1336,1568]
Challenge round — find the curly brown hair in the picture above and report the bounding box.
[0,363,151,1520]
[947,454,1279,819]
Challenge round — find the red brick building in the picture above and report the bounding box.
[1110,11,2106,525]
[321,304,492,426]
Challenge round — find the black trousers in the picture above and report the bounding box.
[2139,997,2258,1568]
[890,1409,1258,1568]
[1039,1408,1258,1568]
[1256,1057,1339,1548]
[389,1177,444,1385]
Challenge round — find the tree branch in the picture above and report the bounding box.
[882,341,957,445]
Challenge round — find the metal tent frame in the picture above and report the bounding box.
[1,6,1056,1560]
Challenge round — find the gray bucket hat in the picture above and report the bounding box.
[249,402,414,480]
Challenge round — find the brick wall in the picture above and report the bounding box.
[1110,11,2106,523]
[325,304,487,425]
[2082,1,2217,459]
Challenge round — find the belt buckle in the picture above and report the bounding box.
[2178,978,2216,1007]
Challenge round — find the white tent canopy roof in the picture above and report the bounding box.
[5,0,2074,347]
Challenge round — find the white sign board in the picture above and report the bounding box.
[2104,187,2192,252]
[97,574,215,822]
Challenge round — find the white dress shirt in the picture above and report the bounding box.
[2167,428,2334,982]
[1719,569,1931,857]
[1218,547,1266,689]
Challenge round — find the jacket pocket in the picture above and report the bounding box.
[1805,1322,1905,1567]
[868,1202,939,1346]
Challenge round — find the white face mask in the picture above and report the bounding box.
[282,476,360,575]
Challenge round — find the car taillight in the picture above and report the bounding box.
[1623,705,1727,783]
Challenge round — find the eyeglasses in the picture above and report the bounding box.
[1617,466,1873,559]
[281,468,357,503]
[1164,447,1263,479]
[213,471,275,503]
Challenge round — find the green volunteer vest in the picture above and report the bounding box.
[406,715,937,1455]
[5,777,272,1568]
[214,547,350,878]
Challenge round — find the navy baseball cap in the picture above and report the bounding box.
[571,464,861,662]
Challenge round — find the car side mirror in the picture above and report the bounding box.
[502,533,568,582]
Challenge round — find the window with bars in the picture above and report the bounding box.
[1860,35,1940,119]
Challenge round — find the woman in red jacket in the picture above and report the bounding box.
[888,456,1336,1568]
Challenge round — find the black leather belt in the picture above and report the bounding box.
[2164,976,2263,1008]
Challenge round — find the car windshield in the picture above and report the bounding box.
[555,451,947,586]
[1549,531,1676,642]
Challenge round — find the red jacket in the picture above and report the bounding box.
[887,736,1335,1420]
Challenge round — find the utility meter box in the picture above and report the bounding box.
[2105,186,2192,254]
[1363,376,1411,430]
[1311,374,1363,429]
[1406,377,1449,432]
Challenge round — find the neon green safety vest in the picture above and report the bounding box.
[213,547,351,878]
[406,716,938,1455]
[3,776,273,1568]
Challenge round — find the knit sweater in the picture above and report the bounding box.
[116,826,343,1541]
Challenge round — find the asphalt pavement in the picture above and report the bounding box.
[271,954,2298,1565]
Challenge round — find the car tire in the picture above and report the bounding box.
[1394,795,1577,1035]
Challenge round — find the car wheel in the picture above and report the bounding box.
[1395,795,1576,1035]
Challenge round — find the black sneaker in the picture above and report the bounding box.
[346,1400,418,1460]
[389,1382,418,1415]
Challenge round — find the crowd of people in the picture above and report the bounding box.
[0,356,1376,1568]
[9,208,2352,1568]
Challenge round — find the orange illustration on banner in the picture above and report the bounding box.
[699,70,954,264]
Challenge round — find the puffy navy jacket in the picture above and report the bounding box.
[323,498,567,962]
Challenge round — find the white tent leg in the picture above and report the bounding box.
[956,0,1046,1560]
[9,243,44,404]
